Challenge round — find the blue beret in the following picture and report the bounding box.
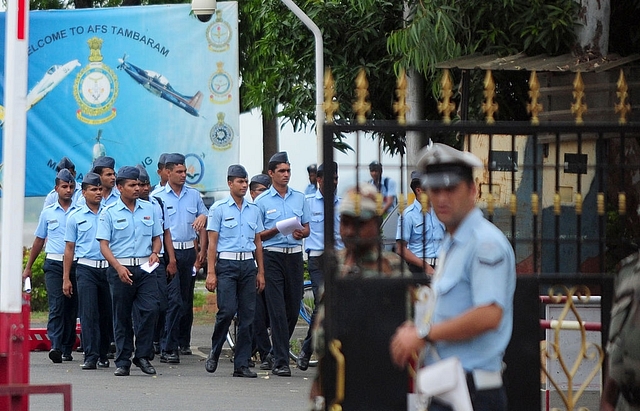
[307,164,317,173]
[250,174,271,188]
[117,166,140,181]
[82,172,102,186]
[369,161,382,171]
[227,164,248,178]
[165,153,185,165]
[56,156,75,171]
[135,164,150,183]
[158,153,169,166]
[410,170,422,181]
[317,162,337,176]
[268,151,288,165]
[92,156,115,170]
[56,168,74,183]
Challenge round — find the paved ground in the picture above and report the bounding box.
[27,324,315,411]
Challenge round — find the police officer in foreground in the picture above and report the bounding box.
[255,151,310,377]
[97,166,163,376]
[395,171,445,277]
[23,169,80,363]
[205,165,265,378]
[62,172,112,370]
[390,143,516,411]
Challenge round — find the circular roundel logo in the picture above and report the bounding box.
[185,153,205,185]
[74,62,119,124]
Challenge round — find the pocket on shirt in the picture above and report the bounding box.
[47,219,60,233]
[186,207,198,224]
[113,219,129,231]
[139,218,154,237]
[265,210,282,223]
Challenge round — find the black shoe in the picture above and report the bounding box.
[81,361,97,370]
[97,359,110,368]
[297,352,311,371]
[205,351,218,373]
[49,349,63,364]
[106,352,115,359]
[107,342,116,359]
[153,342,161,355]
[132,357,157,375]
[272,366,291,377]
[114,366,130,376]
[62,354,73,361]
[248,359,255,368]
[259,354,274,370]
[233,366,257,378]
[166,351,180,364]
[179,346,192,355]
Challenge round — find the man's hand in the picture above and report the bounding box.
[22,267,32,280]
[256,271,265,293]
[389,321,426,368]
[63,278,73,297]
[192,214,207,231]
[166,260,178,278]
[205,272,217,292]
[292,229,305,240]
[117,266,133,285]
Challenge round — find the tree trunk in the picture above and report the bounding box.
[575,0,610,56]
[262,111,278,173]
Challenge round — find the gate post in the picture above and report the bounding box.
[0,293,30,411]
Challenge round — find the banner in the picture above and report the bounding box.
[0,3,239,196]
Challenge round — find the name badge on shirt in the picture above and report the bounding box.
[78,220,87,225]
[144,216,151,220]
[224,217,235,221]
[116,219,126,223]
[266,209,277,214]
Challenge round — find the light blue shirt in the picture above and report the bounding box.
[305,191,343,252]
[149,195,169,254]
[368,176,397,206]
[35,201,80,254]
[304,183,317,196]
[207,196,264,252]
[429,208,515,372]
[395,199,445,259]
[96,198,163,258]
[64,204,104,260]
[154,184,207,242]
[75,187,120,208]
[255,185,310,248]
[43,185,83,208]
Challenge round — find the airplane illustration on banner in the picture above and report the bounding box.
[27,60,81,110]
[117,55,203,117]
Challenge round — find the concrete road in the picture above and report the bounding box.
[27,324,315,411]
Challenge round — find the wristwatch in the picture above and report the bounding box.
[416,322,432,341]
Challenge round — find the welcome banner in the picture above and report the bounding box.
[0,3,239,196]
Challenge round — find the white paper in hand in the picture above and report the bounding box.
[275,216,303,236]
[141,261,159,273]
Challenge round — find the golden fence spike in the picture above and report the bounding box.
[570,71,587,125]
[354,192,361,217]
[352,68,371,124]
[527,70,543,125]
[531,193,539,216]
[619,192,627,215]
[419,192,429,214]
[437,69,456,124]
[575,193,583,215]
[597,192,605,216]
[510,193,517,216]
[323,67,339,124]
[398,193,406,214]
[554,192,561,216]
[487,193,495,216]
[481,70,498,124]
[393,69,409,125]
[375,192,384,216]
[615,69,631,125]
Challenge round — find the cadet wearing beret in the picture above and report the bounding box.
[304,163,318,196]
[395,170,445,277]
[390,143,516,411]
[249,174,271,201]
[23,169,80,363]
[255,151,310,377]
[43,156,82,208]
[89,156,120,207]
[97,166,163,377]
[204,165,265,378]
[63,172,112,370]
[151,153,170,195]
[154,153,208,363]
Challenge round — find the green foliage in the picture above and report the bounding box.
[23,249,49,312]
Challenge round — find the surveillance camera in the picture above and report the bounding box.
[191,0,216,22]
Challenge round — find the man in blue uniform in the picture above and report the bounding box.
[255,151,310,376]
[135,164,177,357]
[390,143,516,411]
[43,156,82,207]
[152,153,169,194]
[204,165,265,378]
[298,162,342,371]
[62,172,112,370]
[154,153,208,363]
[91,156,119,206]
[249,173,273,370]
[304,164,318,195]
[97,166,163,377]
[395,171,445,277]
[23,169,80,363]
[368,160,397,215]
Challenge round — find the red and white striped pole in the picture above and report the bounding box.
[0,0,30,409]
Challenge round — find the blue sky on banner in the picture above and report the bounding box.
[0,3,239,196]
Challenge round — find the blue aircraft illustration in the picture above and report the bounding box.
[117,56,203,117]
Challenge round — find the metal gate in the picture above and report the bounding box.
[316,68,639,411]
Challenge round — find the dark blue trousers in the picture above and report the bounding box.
[301,255,323,356]
[252,290,271,360]
[132,262,167,342]
[209,258,257,369]
[108,265,158,368]
[163,248,196,352]
[178,271,196,349]
[76,264,112,363]
[44,259,78,356]
[263,250,304,369]
[429,374,507,411]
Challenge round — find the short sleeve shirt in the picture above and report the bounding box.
[207,196,264,252]
[35,202,80,254]
[65,205,104,260]
[255,186,310,248]
[395,199,445,259]
[154,184,208,242]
